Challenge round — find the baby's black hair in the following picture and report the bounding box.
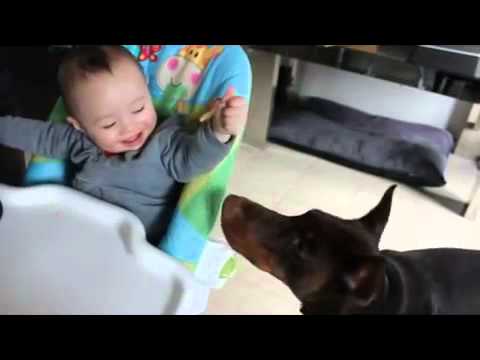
[58,46,137,115]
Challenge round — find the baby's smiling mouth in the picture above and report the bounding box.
[122,132,142,145]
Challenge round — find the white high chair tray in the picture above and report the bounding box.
[0,184,209,315]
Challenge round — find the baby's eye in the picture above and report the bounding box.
[102,122,116,129]
[133,106,144,114]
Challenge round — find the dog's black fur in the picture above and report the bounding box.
[221,186,480,314]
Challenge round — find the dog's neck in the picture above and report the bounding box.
[376,260,400,313]
[366,255,433,314]
[351,257,404,314]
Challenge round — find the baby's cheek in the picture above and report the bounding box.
[143,108,158,129]
[98,132,116,147]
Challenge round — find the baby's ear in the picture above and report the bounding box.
[67,116,83,132]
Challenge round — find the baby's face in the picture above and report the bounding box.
[68,57,157,154]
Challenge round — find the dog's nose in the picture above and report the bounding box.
[223,194,244,214]
[223,194,243,209]
[222,195,248,223]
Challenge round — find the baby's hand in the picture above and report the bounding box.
[210,87,249,143]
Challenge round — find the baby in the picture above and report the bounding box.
[0,46,248,243]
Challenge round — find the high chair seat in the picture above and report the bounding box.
[0,183,209,314]
[17,45,251,313]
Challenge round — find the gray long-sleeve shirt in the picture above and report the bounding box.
[0,115,231,242]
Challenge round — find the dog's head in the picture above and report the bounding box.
[221,186,395,315]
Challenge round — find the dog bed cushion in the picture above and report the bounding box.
[269,97,454,187]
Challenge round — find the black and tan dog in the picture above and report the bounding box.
[221,186,480,314]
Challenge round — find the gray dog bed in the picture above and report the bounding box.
[268,97,454,187]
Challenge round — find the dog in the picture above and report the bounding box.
[221,185,480,314]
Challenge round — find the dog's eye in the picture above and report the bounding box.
[292,235,307,256]
[292,236,301,248]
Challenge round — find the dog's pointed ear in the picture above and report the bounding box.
[359,185,396,244]
[343,255,385,308]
